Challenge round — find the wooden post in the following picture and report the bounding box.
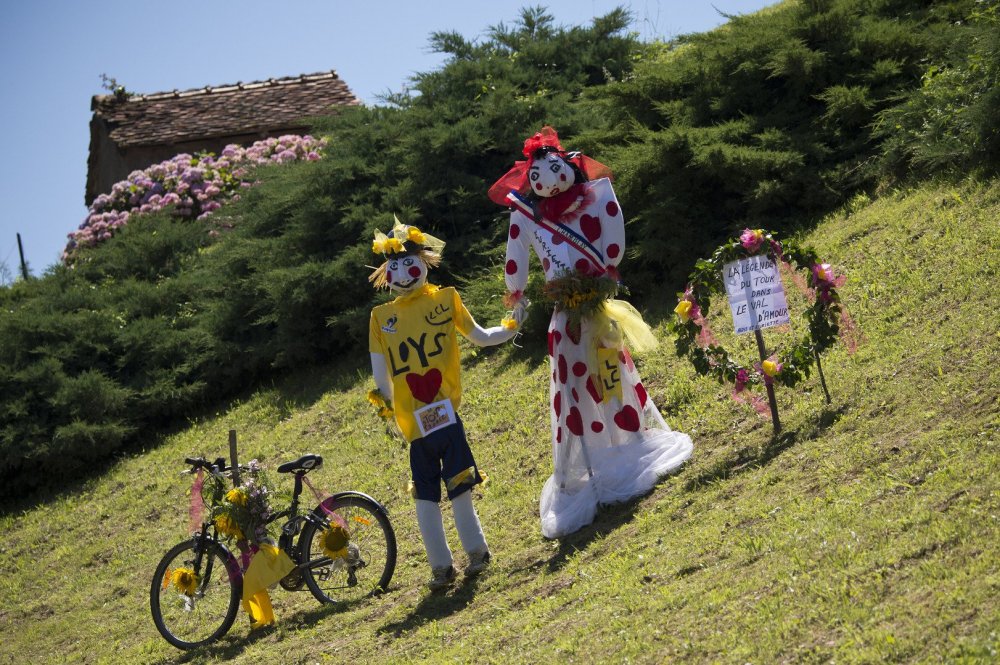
[16,233,28,281]
[754,329,781,434]
[814,349,832,404]
[228,429,241,487]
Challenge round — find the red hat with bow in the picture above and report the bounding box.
[487,126,612,206]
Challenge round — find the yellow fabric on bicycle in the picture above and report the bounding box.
[240,543,294,627]
[242,590,275,628]
[242,543,295,602]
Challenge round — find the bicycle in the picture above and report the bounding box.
[150,453,397,650]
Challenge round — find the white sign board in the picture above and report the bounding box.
[723,255,790,334]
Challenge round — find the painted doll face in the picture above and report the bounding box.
[385,253,428,293]
[528,152,575,198]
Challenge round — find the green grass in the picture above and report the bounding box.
[2,179,999,664]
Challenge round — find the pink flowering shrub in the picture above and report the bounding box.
[64,134,327,263]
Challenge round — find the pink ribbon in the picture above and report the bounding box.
[302,475,348,529]
[189,468,206,533]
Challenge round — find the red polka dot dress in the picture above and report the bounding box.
[504,178,693,538]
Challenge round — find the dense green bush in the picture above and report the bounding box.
[877,1,1000,175]
[0,214,216,495]
[582,0,984,291]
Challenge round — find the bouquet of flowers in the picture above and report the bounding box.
[543,270,621,330]
[207,459,275,547]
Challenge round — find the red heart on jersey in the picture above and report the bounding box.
[613,405,641,432]
[406,369,442,404]
[580,214,602,243]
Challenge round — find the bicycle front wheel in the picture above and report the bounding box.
[150,538,242,650]
[300,495,396,604]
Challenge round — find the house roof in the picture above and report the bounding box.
[91,70,360,147]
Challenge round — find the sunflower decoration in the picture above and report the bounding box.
[367,389,393,420]
[214,512,245,541]
[320,523,351,560]
[171,567,199,596]
[225,487,248,506]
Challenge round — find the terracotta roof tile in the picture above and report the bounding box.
[92,70,359,147]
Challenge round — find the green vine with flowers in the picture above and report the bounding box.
[668,229,845,396]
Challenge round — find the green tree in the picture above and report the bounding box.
[584,0,979,291]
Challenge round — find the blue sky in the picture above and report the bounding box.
[0,0,774,275]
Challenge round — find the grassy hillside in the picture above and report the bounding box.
[2,178,998,663]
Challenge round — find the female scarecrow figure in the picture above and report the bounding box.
[368,219,526,589]
[489,126,693,538]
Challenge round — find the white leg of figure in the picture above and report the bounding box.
[451,489,488,555]
[415,499,453,569]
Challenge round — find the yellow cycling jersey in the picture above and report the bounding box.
[369,284,475,442]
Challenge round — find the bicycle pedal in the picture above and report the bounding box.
[279,571,305,591]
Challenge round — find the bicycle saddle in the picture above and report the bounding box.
[277,453,323,473]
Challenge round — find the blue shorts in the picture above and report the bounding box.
[409,416,482,503]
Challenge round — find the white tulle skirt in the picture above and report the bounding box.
[539,309,693,539]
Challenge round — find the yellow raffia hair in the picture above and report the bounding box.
[368,217,446,289]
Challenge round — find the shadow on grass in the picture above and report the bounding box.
[376,574,483,638]
[150,594,368,664]
[682,404,848,491]
[545,496,644,572]
[684,430,799,491]
[150,622,276,665]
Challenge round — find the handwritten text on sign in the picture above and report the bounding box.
[723,256,790,334]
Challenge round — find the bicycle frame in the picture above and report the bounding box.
[185,457,393,585]
[271,473,392,576]
[188,522,242,592]
[154,454,398,650]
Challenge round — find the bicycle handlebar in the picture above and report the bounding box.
[182,456,229,475]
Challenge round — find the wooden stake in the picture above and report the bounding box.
[754,329,781,434]
[16,233,28,281]
[228,429,241,487]
[815,348,832,404]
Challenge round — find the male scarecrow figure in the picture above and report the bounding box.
[367,218,526,589]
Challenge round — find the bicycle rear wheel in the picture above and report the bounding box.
[150,538,242,649]
[300,495,396,604]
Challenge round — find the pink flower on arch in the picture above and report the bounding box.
[740,228,765,253]
[734,368,750,393]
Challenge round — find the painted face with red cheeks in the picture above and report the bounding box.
[386,254,428,293]
[528,152,575,198]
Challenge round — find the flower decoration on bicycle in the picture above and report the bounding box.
[194,459,295,629]
[169,567,199,597]
[151,454,397,650]
[209,459,274,547]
